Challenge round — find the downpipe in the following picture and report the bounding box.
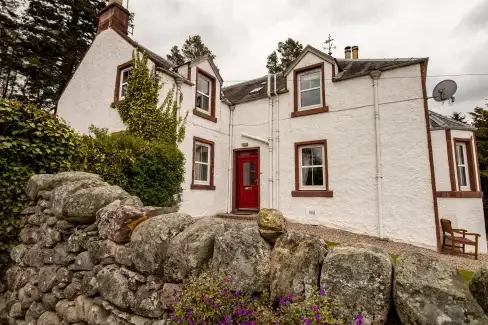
[370,70,384,239]
[274,74,280,210]
[267,74,274,209]
[227,105,235,213]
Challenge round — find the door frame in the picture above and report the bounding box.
[232,147,260,213]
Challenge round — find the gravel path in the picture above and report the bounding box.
[214,215,488,272]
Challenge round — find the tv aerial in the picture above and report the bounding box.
[432,80,457,105]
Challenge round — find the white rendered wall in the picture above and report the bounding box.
[431,129,451,191]
[58,28,230,217]
[233,53,437,249]
[433,128,486,252]
[58,29,133,134]
[177,59,230,217]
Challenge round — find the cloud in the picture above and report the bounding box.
[457,0,488,32]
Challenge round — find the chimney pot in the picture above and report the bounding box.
[344,46,352,59]
[352,46,359,59]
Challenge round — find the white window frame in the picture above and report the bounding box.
[119,67,132,100]
[299,144,326,190]
[456,142,470,191]
[194,142,211,185]
[196,73,211,114]
[298,69,322,110]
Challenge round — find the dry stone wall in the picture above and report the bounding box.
[1,173,488,325]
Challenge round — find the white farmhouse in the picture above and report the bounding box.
[58,0,486,253]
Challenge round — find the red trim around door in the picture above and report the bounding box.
[232,147,260,212]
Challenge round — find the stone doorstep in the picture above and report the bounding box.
[216,213,258,221]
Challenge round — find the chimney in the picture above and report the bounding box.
[344,46,352,59]
[352,46,359,59]
[97,0,130,35]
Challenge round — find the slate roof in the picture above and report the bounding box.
[429,110,475,131]
[222,50,428,104]
[222,75,287,105]
[334,58,427,81]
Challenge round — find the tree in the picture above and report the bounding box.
[167,35,216,65]
[16,0,105,110]
[167,45,185,66]
[116,51,187,144]
[470,106,488,229]
[266,38,304,74]
[450,111,468,124]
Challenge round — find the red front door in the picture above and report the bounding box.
[236,153,259,210]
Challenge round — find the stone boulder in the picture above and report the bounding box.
[5,266,36,291]
[38,265,60,293]
[270,232,327,302]
[257,208,286,243]
[97,200,150,243]
[97,265,134,309]
[470,268,488,314]
[130,213,193,274]
[165,217,227,282]
[212,226,271,293]
[26,172,101,201]
[10,244,29,264]
[60,185,131,224]
[37,311,62,325]
[23,243,46,268]
[130,280,181,318]
[394,253,488,325]
[50,179,107,218]
[320,244,392,324]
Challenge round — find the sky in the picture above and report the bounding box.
[127,0,488,118]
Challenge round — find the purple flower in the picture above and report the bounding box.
[235,291,241,297]
[312,305,318,312]
[314,313,320,320]
[249,322,255,325]
[303,318,311,325]
[319,289,326,296]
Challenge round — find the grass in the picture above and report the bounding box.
[325,241,339,247]
[390,254,400,263]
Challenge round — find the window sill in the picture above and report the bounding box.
[435,191,482,198]
[291,106,329,118]
[292,190,334,197]
[191,184,216,191]
[193,109,217,123]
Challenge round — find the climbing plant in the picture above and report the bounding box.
[115,50,187,144]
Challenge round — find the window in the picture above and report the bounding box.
[292,63,328,118]
[194,68,217,122]
[114,60,132,103]
[191,137,215,190]
[299,70,321,109]
[196,74,211,112]
[119,67,132,99]
[292,140,333,197]
[455,141,472,191]
[194,142,210,184]
[300,145,325,189]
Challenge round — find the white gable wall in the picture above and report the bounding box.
[58,28,133,134]
[431,129,451,191]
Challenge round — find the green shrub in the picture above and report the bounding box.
[169,270,346,325]
[0,99,83,272]
[78,127,184,207]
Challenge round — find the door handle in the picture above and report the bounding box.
[254,178,259,185]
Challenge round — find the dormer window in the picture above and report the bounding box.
[292,62,328,118]
[193,68,217,123]
[298,69,321,109]
[196,74,211,112]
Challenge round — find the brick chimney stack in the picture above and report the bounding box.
[352,46,359,59]
[344,46,352,59]
[97,0,130,35]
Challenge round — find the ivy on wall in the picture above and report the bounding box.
[115,51,187,145]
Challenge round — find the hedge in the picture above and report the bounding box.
[0,99,84,272]
[0,99,185,274]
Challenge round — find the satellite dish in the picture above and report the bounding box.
[432,80,457,103]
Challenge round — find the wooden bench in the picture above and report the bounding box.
[441,218,480,260]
